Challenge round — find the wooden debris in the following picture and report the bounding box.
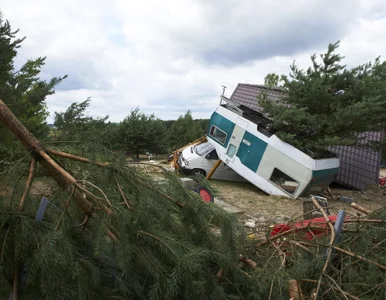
[288,279,305,300]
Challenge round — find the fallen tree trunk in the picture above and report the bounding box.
[0,98,255,299]
[0,99,93,213]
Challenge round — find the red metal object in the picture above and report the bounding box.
[199,189,213,202]
[379,176,386,187]
[269,216,342,257]
[270,215,339,240]
[193,186,214,203]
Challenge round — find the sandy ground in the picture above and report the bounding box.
[159,160,386,220]
[210,180,302,220]
[211,179,384,216]
[5,161,383,229]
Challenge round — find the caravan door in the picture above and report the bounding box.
[224,118,248,162]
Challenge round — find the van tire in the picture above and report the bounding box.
[190,168,206,176]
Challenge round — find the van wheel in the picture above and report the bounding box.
[190,168,206,176]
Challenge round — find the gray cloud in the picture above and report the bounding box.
[168,0,363,65]
[2,0,385,122]
[43,59,112,91]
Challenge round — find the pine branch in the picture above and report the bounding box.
[55,185,74,230]
[46,147,185,208]
[299,241,386,271]
[75,180,113,214]
[46,148,109,168]
[301,279,359,300]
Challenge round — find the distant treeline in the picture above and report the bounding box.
[50,100,209,159]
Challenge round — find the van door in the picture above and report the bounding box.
[224,118,248,162]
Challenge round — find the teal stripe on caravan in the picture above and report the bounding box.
[208,112,235,147]
[312,168,339,183]
[236,131,268,172]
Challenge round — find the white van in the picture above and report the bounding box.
[177,141,246,182]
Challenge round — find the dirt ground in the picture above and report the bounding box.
[5,162,384,228]
[210,179,385,219]
[158,161,386,221]
[210,180,302,221]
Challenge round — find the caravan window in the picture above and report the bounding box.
[209,126,227,144]
[270,168,299,195]
[226,144,237,158]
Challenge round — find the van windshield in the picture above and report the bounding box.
[194,142,214,156]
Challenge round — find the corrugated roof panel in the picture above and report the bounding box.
[329,131,382,189]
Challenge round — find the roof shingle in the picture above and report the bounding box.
[230,83,285,113]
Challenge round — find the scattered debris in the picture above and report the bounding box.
[213,198,245,214]
[244,220,256,229]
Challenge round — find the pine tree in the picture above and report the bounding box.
[0,12,66,167]
[119,107,167,158]
[168,111,204,150]
[259,42,386,157]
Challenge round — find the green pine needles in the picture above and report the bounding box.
[0,148,254,300]
[259,42,386,158]
[1,145,386,299]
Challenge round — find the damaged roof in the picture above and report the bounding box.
[230,83,285,113]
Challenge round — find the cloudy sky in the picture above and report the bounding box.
[1,0,386,122]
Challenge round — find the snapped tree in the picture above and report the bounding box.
[2,97,386,299]
[1,19,385,298]
[259,42,386,157]
[0,98,262,300]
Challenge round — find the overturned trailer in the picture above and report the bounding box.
[206,96,340,199]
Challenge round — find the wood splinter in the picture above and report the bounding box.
[239,255,257,269]
[288,279,305,300]
[19,157,36,212]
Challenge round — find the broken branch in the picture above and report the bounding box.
[301,279,359,300]
[76,180,113,209]
[287,239,313,254]
[19,157,36,212]
[46,148,109,167]
[311,196,336,299]
[47,147,185,208]
[300,241,386,271]
[114,175,132,210]
[0,99,93,214]
[288,279,305,300]
[239,255,257,269]
[13,265,19,300]
[350,202,371,215]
